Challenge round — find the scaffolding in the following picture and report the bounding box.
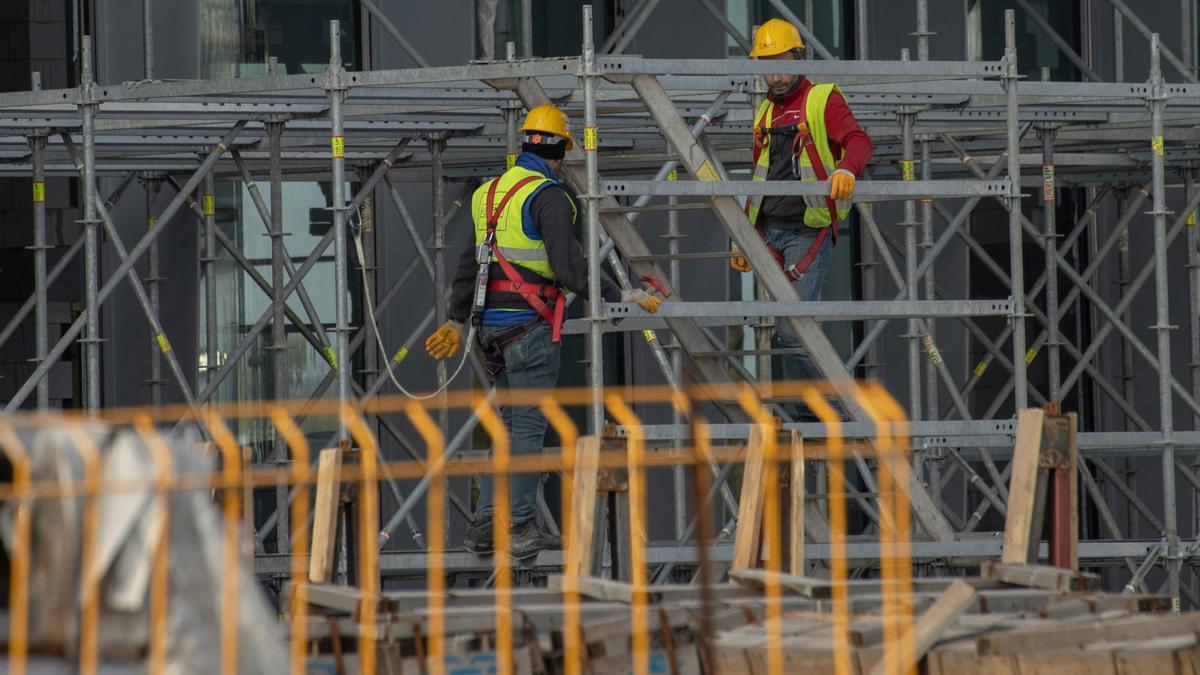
[1,2,1200,607]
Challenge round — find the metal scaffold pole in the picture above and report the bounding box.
[1039,113,1062,402]
[1004,11,1028,410]
[203,169,218,394]
[582,4,605,435]
[29,121,48,410]
[899,54,921,421]
[268,118,289,553]
[431,134,448,443]
[144,174,163,409]
[328,20,351,439]
[1190,167,1200,453]
[80,36,100,412]
[1149,33,1181,610]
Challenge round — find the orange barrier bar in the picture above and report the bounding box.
[203,413,244,675]
[63,425,101,675]
[132,415,173,675]
[477,402,514,675]
[0,422,31,675]
[605,394,650,675]
[406,402,447,675]
[737,386,783,675]
[344,408,381,675]
[802,387,853,675]
[539,397,582,675]
[271,408,311,675]
[867,383,916,675]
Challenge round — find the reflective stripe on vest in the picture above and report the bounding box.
[471,166,573,280]
[747,83,852,229]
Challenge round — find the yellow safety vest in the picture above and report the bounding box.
[470,166,575,280]
[747,83,851,229]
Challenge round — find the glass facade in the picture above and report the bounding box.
[199,1,360,471]
[201,0,359,79]
[967,0,1081,81]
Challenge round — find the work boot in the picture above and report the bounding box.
[508,520,557,559]
[463,517,493,554]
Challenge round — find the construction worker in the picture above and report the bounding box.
[732,18,874,419]
[426,103,663,557]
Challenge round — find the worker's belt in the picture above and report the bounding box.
[485,280,565,342]
[483,175,566,343]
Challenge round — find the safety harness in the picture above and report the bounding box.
[472,175,566,342]
[752,92,841,280]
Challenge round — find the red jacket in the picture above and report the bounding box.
[753,77,874,178]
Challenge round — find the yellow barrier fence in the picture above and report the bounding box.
[0,380,917,675]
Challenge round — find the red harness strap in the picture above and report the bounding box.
[755,95,841,282]
[484,176,566,342]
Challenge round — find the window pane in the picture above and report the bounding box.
[200,0,359,78]
[968,0,1081,81]
[753,0,850,58]
[531,0,614,57]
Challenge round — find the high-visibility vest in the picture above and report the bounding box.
[747,83,852,229]
[471,166,576,280]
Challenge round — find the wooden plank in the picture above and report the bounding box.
[978,614,1200,657]
[1015,651,1117,675]
[982,561,1100,592]
[547,574,638,604]
[567,436,601,578]
[308,447,343,584]
[731,427,767,571]
[728,568,832,599]
[789,431,805,576]
[1002,408,1046,564]
[868,579,978,675]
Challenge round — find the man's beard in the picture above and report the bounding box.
[769,76,801,99]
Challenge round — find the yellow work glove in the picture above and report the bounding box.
[830,169,856,201]
[621,288,662,313]
[729,245,752,273]
[425,320,465,360]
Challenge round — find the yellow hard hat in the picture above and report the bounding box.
[750,18,805,58]
[521,104,575,151]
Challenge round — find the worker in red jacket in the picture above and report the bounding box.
[731,18,874,420]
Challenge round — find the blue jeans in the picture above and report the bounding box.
[764,226,834,419]
[474,321,560,525]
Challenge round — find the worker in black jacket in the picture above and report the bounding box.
[426,104,662,557]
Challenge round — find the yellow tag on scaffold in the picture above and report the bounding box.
[1151,135,1164,156]
[1188,211,1196,227]
[203,194,215,216]
[1025,347,1038,365]
[155,333,172,354]
[392,347,409,364]
[583,127,598,151]
[331,135,345,158]
[642,329,658,344]
[506,152,517,169]
[667,168,678,182]
[901,160,915,181]
[32,181,45,203]
[973,360,989,378]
